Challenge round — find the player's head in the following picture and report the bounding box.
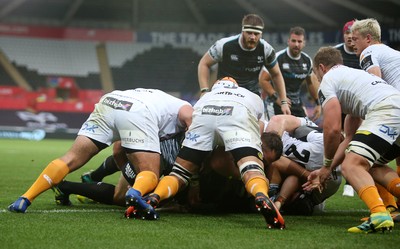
[241,14,264,49]
[287,26,306,57]
[343,20,355,34]
[352,18,381,41]
[212,77,238,91]
[261,132,283,165]
[342,20,355,51]
[351,18,381,56]
[313,47,343,81]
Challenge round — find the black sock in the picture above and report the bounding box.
[90,155,120,181]
[58,181,116,205]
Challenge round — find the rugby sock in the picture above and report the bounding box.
[376,183,398,209]
[23,159,69,202]
[59,181,116,205]
[153,175,179,201]
[245,176,268,197]
[358,185,386,213]
[132,171,158,196]
[387,178,400,200]
[90,155,119,181]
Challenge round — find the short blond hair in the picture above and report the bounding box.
[352,18,381,42]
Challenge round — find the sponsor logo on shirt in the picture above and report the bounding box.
[202,105,234,115]
[231,54,239,61]
[282,63,290,69]
[244,66,262,72]
[360,55,373,71]
[215,91,245,98]
[318,90,326,105]
[102,97,133,111]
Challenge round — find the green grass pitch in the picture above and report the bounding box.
[1,138,399,249]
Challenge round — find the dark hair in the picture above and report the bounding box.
[242,14,264,28]
[313,46,343,68]
[261,132,283,162]
[289,26,306,37]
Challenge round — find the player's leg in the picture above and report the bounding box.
[8,136,102,213]
[54,180,117,206]
[370,164,400,222]
[343,153,394,233]
[81,141,124,183]
[124,150,161,219]
[274,175,301,210]
[233,146,285,229]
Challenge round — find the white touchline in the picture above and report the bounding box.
[0,208,123,213]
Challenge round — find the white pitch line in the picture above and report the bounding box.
[1,208,369,214]
[0,208,123,213]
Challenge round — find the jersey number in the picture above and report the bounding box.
[285,144,310,163]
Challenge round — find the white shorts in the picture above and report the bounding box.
[78,95,161,153]
[348,96,400,165]
[183,101,262,152]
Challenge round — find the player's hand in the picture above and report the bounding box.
[311,105,322,121]
[318,166,332,185]
[302,169,322,192]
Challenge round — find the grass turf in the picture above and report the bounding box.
[1,138,399,249]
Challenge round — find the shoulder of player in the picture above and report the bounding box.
[217,34,240,45]
[333,43,344,49]
[300,51,312,62]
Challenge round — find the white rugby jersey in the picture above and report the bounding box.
[318,65,399,119]
[196,83,265,120]
[263,120,323,171]
[360,44,400,90]
[104,88,191,139]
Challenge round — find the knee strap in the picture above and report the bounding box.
[238,161,265,179]
[170,162,193,186]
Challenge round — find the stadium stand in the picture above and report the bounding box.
[0,34,202,113]
[112,44,200,93]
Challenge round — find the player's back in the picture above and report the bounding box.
[360,44,400,90]
[320,65,400,119]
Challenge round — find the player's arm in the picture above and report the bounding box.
[265,115,301,136]
[330,114,362,169]
[321,97,342,174]
[267,64,291,115]
[198,53,216,95]
[303,97,342,191]
[178,104,194,129]
[305,72,321,120]
[259,68,281,105]
[367,66,382,78]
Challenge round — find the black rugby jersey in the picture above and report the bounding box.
[208,34,277,95]
[276,48,312,105]
[334,43,360,69]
